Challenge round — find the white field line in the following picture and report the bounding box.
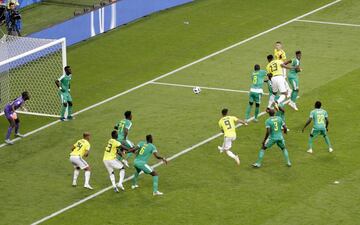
[296,19,360,27]
[28,1,342,221]
[151,81,270,96]
[0,0,340,149]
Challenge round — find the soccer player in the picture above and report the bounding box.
[3,91,30,145]
[302,101,333,153]
[131,134,167,196]
[252,109,291,168]
[103,130,131,192]
[218,108,247,165]
[69,132,93,189]
[114,110,134,163]
[288,51,302,111]
[55,66,73,121]
[266,54,293,109]
[245,64,267,122]
[274,41,291,97]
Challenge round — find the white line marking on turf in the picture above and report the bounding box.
[296,19,360,27]
[151,81,270,95]
[0,0,341,149]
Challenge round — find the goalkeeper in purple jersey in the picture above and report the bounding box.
[3,91,30,145]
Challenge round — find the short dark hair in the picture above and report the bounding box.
[83,132,90,138]
[221,108,228,116]
[254,64,260,71]
[22,91,29,100]
[64,66,70,70]
[267,55,274,61]
[111,130,118,139]
[315,101,322,109]
[9,2,15,6]
[268,108,275,116]
[276,41,282,44]
[124,110,131,119]
[296,50,301,55]
[146,134,152,142]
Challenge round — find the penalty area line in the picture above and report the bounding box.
[151,81,270,96]
[31,99,293,225]
[296,19,360,27]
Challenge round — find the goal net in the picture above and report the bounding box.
[0,35,66,117]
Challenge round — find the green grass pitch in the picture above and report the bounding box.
[0,0,360,224]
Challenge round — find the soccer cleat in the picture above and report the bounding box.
[286,161,292,167]
[67,116,75,120]
[84,184,93,190]
[307,149,313,154]
[288,101,298,111]
[114,187,120,193]
[131,184,139,190]
[252,163,261,168]
[329,148,334,153]
[273,101,279,111]
[15,133,25,138]
[117,183,125,191]
[72,182,77,187]
[60,117,66,121]
[153,191,164,196]
[5,139,14,145]
[235,155,241,165]
[253,118,258,123]
[217,146,223,153]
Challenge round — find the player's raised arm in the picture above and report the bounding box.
[280,62,293,69]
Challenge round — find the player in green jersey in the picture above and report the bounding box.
[245,64,267,122]
[131,135,167,196]
[288,51,302,111]
[252,109,291,168]
[114,110,134,163]
[55,66,73,121]
[302,101,333,154]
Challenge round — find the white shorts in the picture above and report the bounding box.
[103,159,124,174]
[69,156,89,170]
[271,75,287,93]
[222,137,236,150]
[282,68,287,77]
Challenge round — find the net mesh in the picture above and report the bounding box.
[0,35,65,117]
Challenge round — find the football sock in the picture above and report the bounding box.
[73,169,80,184]
[282,149,290,163]
[255,106,260,119]
[291,90,298,103]
[60,105,66,118]
[324,136,332,148]
[245,104,252,120]
[308,136,314,149]
[119,169,125,186]
[132,170,139,185]
[153,176,159,192]
[277,94,286,104]
[84,170,91,186]
[225,150,237,160]
[256,149,265,164]
[268,94,275,108]
[6,126,12,139]
[67,105,73,118]
[110,173,116,187]
[15,123,19,134]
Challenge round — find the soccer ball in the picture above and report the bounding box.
[193,86,201,94]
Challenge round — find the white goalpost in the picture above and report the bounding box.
[0,35,67,117]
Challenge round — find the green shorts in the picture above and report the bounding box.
[59,92,72,103]
[288,77,299,90]
[310,128,327,137]
[134,160,153,174]
[264,138,286,150]
[249,92,262,104]
[116,139,134,160]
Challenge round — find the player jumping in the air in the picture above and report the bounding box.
[131,135,167,196]
[103,130,131,192]
[252,109,291,168]
[218,108,247,165]
[288,51,302,111]
[266,54,293,110]
[114,110,134,163]
[245,64,267,122]
[3,91,30,145]
[69,132,93,189]
[55,66,73,121]
[274,41,291,97]
[302,101,333,154]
